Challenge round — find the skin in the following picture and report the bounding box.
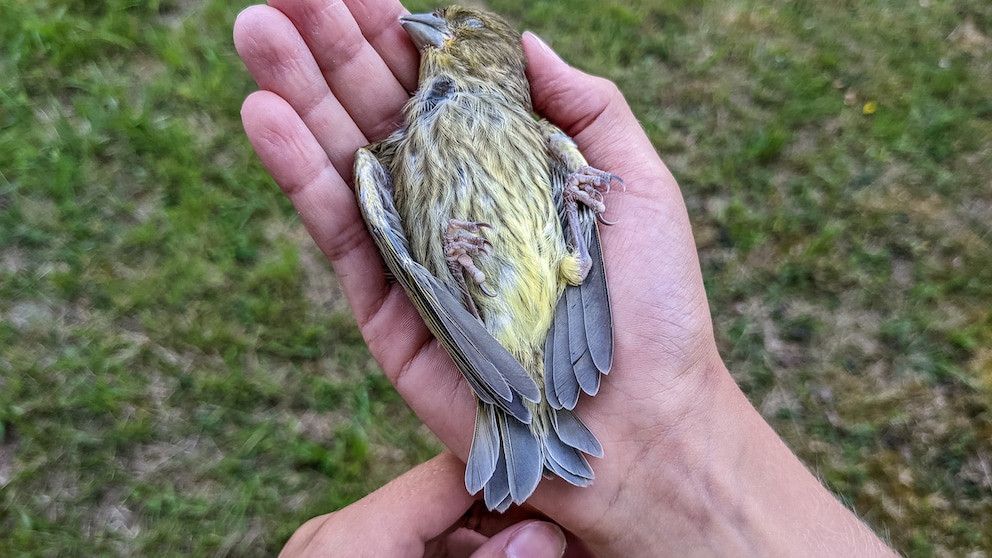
[279,452,571,557]
[233,1,901,556]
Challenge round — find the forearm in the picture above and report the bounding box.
[703,368,895,556]
[593,361,897,557]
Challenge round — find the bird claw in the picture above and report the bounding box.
[446,219,497,316]
[479,281,496,298]
[447,219,493,257]
[563,166,623,279]
[449,219,493,233]
[564,166,624,216]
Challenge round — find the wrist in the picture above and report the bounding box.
[589,357,895,557]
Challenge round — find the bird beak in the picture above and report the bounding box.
[399,12,452,50]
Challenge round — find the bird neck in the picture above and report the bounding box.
[417,56,532,110]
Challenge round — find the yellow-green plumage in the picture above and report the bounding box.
[355,5,617,511]
[395,87,578,363]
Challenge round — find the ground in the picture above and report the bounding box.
[1,0,989,555]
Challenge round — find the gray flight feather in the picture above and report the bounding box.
[500,413,543,505]
[573,345,601,397]
[544,224,612,410]
[465,404,500,494]
[547,291,579,409]
[581,225,614,374]
[544,454,593,487]
[566,281,587,364]
[552,408,604,458]
[484,450,511,511]
[552,325,581,411]
[564,284,602,397]
[547,293,574,410]
[543,327,562,410]
[494,492,514,514]
[543,429,595,482]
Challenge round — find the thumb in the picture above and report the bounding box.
[522,31,620,135]
[470,521,566,558]
[521,31,660,184]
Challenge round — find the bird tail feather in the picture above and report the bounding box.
[466,402,601,512]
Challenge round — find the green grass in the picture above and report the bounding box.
[1,0,990,555]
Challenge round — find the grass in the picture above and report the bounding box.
[1,0,990,555]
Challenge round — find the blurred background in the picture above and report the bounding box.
[1,0,989,555]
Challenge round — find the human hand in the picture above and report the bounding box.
[234,1,895,556]
[280,452,582,558]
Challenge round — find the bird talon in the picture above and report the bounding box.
[563,166,623,279]
[566,166,621,217]
[445,218,498,314]
[597,213,617,226]
[480,282,496,298]
[450,218,492,233]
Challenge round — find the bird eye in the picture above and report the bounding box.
[462,17,484,29]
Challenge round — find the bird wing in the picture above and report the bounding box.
[540,121,615,410]
[354,147,541,423]
[545,224,613,409]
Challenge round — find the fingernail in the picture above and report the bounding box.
[505,521,566,558]
[523,31,564,64]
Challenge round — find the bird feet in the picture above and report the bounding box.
[564,167,624,280]
[564,166,624,224]
[445,219,496,318]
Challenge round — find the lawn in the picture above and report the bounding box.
[1,0,989,555]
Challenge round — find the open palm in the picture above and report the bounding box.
[234,2,893,557]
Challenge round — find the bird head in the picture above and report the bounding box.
[400,6,530,106]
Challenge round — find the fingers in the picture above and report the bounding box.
[361,453,476,544]
[267,0,415,142]
[468,521,566,558]
[237,0,480,460]
[237,87,421,376]
[279,453,476,557]
[234,5,367,179]
[324,0,422,92]
[240,89,478,455]
[240,90,382,286]
[280,452,568,558]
